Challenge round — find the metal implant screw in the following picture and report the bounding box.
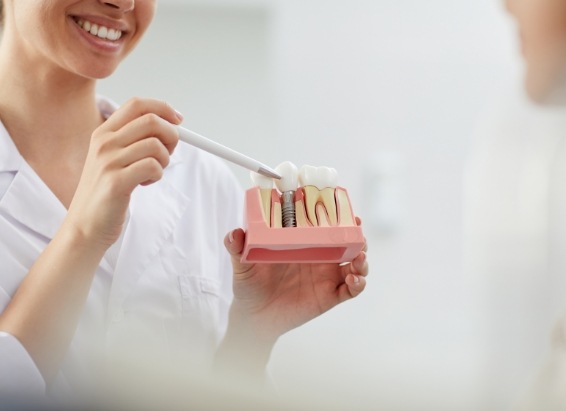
[281,191,297,228]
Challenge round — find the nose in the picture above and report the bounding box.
[99,0,135,13]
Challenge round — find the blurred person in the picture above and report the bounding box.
[0,0,369,407]
[468,0,566,409]
[507,0,566,408]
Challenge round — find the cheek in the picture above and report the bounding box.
[522,2,566,99]
[135,2,156,38]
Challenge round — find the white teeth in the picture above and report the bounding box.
[97,26,108,39]
[250,171,274,190]
[77,18,123,42]
[299,165,338,190]
[108,29,117,41]
[275,162,299,193]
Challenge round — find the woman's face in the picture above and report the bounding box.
[507,0,566,103]
[3,0,156,79]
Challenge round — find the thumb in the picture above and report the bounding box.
[224,228,255,274]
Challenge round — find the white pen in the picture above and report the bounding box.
[177,126,281,180]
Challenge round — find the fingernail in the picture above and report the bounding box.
[229,230,235,244]
[175,110,184,122]
[353,275,360,284]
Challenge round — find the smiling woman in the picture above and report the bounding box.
[0,0,367,406]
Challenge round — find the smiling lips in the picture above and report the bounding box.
[75,18,123,42]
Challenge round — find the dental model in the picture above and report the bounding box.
[243,162,365,263]
[275,162,299,228]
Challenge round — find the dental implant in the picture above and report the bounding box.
[275,161,299,228]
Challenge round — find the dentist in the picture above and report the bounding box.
[504,0,566,409]
[0,0,368,401]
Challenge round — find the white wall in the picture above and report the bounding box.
[100,1,523,409]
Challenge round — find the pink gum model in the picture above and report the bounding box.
[241,187,365,263]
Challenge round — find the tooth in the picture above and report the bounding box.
[115,31,122,40]
[108,29,117,41]
[90,24,99,36]
[97,26,108,39]
[98,26,108,39]
[84,21,91,32]
[250,171,273,226]
[78,20,84,27]
[299,166,339,226]
[275,162,299,228]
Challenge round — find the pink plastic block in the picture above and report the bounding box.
[241,187,365,264]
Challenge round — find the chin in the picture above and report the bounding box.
[524,69,566,106]
[74,64,119,81]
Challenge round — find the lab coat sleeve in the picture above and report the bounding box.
[0,290,46,397]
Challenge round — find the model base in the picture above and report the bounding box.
[241,187,365,264]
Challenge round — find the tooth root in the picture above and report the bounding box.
[259,189,272,226]
[303,186,320,226]
[320,188,338,226]
[271,190,282,228]
[294,190,310,227]
[336,188,355,226]
[316,203,331,227]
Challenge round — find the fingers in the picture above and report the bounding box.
[101,97,183,133]
[337,250,368,302]
[345,274,367,299]
[350,251,369,277]
[88,98,182,191]
[114,113,180,154]
[224,228,259,276]
[115,137,172,171]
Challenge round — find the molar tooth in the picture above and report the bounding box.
[299,165,339,226]
[250,171,273,226]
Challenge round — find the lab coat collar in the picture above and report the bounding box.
[0,120,23,173]
[0,119,67,240]
[0,96,126,241]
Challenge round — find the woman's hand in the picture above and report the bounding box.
[217,218,368,379]
[66,98,182,249]
[225,221,368,338]
[0,98,183,383]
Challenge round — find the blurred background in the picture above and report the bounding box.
[99,0,566,410]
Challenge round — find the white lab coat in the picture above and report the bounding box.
[465,92,566,410]
[0,98,243,399]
